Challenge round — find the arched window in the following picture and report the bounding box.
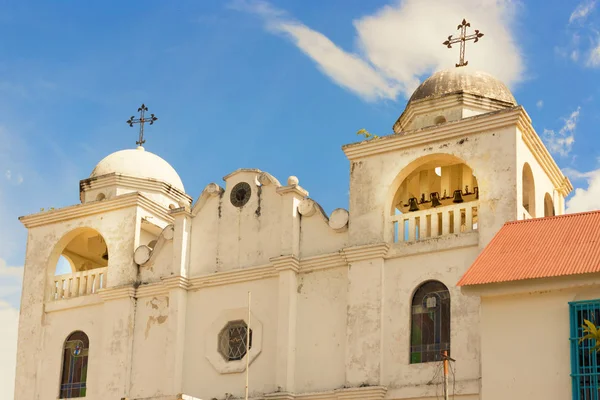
[60,331,89,398]
[544,193,555,217]
[410,281,450,364]
[522,163,536,217]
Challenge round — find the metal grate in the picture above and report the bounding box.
[570,300,600,400]
[218,320,252,362]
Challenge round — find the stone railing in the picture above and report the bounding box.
[392,201,479,243]
[51,267,107,301]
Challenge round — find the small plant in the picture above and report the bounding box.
[357,128,379,140]
[579,319,600,353]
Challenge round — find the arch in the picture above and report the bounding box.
[51,228,109,276]
[434,115,446,125]
[388,153,479,215]
[59,330,90,398]
[544,192,555,217]
[522,163,536,217]
[410,280,450,364]
[95,193,106,201]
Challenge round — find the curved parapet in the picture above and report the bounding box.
[134,224,175,267]
[298,198,349,232]
[191,182,224,217]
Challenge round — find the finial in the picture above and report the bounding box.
[127,104,158,147]
[442,19,484,67]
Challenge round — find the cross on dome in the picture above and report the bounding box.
[126,103,158,147]
[443,19,484,67]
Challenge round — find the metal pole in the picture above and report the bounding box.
[443,350,449,400]
[245,291,251,400]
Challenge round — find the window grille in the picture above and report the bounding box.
[218,320,252,362]
[60,331,89,398]
[410,280,451,364]
[570,300,600,400]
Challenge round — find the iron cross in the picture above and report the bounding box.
[443,19,484,67]
[127,104,158,147]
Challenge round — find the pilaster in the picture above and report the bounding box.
[170,207,192,277]
[276,178,308,256]
[341,243,389,387]
[271,255,300,392]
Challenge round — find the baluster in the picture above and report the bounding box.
[441,209,450,235]
[59,279,65,299]
[92,274,99,293]
[53,280,59,301]
[408,217,416,242]
[453,208,462,234]
[79,276,86,296]
[431,212,439,237]
[420,215,428,240]
[465,206,473,232]
[87,274,94,294]
[99,273,105,289]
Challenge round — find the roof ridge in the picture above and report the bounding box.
[504,209,600,226]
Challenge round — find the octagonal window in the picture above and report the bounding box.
[218,320,253,362]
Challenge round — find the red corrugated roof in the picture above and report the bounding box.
[458,210,600,286]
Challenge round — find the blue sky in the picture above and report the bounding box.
[1,0,600,396]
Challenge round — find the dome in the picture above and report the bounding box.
[90,147,185,192]
[408,69,516,106]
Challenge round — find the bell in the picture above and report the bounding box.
[102,250,109,261]
[474,186,479,199]
[419,193,429,204]
[441,189,450,200]
[430,192,442,207]
[408,197,420,212]
[453,189,464,203]
[464,185,471,195]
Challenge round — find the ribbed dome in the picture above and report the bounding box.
[90,147,185,192]
[408,69,516,106]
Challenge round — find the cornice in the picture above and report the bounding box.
[79,173,192,202]
[276,185,309,198]
[343,107,521,161]
[394,92,512,133]
[97,285,136,301]
[162,275,191,290]
[136,282,170,298]
[19,192,173,228]
[270,255,301,273]
[263,386,387,400]
[188,264,277,289]
[516,109,573,196]
[341,243,390,263]
[300,252,346,273]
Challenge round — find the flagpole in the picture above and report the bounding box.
[245,291,251,400]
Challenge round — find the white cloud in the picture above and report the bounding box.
[587,40,600,67]
[543,107,581,157]
[569,1,597,24]
[536,100,544,109]
[0,300,18,400]
[231,0,525,102]
[566,168,600,213]
[5,170,11,180]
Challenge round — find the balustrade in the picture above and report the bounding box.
[51,267,107,301]
[392,202,479,243]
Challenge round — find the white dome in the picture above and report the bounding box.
[90,147,185,192]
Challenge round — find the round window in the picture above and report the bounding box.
[230,182,251,207]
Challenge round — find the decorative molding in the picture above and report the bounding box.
[97,285,136,301]
[270,255,301,273]
[343,106,521,161]
[300,253,346,273]
[277,185,309,198]
[263,386,387,400]
[222,168,264,181]
[44,294,103,313]
[394,92,514,133]
[342,243,390,263]
[189,264,277,289]
[162,275,191,290]
[136,282,169,298]
[79,173,192,204]
[191,182,224,217]
[20,192,173,228]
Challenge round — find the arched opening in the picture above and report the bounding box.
[60,331,89,398]
[544,193,555,217]
[95,193,106,201]
[52,228,108,300]
[434,116,446,125]
[410,280,450,364]
[522,163,536,217]
[390,154,479,242]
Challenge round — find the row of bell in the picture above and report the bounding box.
[405,186,479,212]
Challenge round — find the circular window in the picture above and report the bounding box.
[230,182,251,207]
[218,320,252,362]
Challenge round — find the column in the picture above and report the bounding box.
[342,243,389,387]
[271,255,300,393]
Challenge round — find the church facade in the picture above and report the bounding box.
[13,67,572,400]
